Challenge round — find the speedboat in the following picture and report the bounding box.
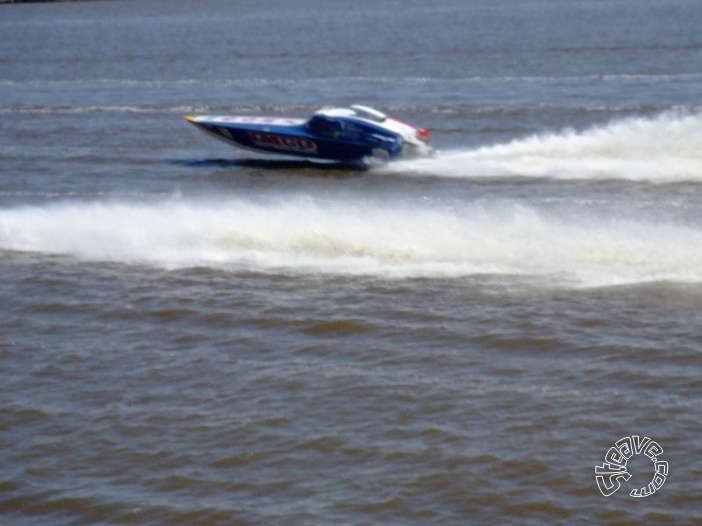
[184,105,432,167]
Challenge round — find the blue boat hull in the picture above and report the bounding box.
[187,119,390,162]
[185,106,431,165]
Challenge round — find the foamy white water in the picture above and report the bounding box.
[393,110,702,182]
[1,194,700,287]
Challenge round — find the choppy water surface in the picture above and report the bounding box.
[1,0,701,524]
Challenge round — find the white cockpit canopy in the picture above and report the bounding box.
[350,105,387,122]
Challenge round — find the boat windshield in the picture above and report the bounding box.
[307,117,342,137]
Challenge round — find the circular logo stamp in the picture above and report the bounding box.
[595,435,668,497]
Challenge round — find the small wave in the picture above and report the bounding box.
[0,105,176,115]
[0,103,317,116]
[2,72,700,88]
[0,105,279,115]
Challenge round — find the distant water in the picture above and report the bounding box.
[1,0,701,524]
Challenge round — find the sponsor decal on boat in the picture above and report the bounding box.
[249,132,317,153]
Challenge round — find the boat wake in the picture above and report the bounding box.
[1,193,701,288]
[388,109,702,182]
